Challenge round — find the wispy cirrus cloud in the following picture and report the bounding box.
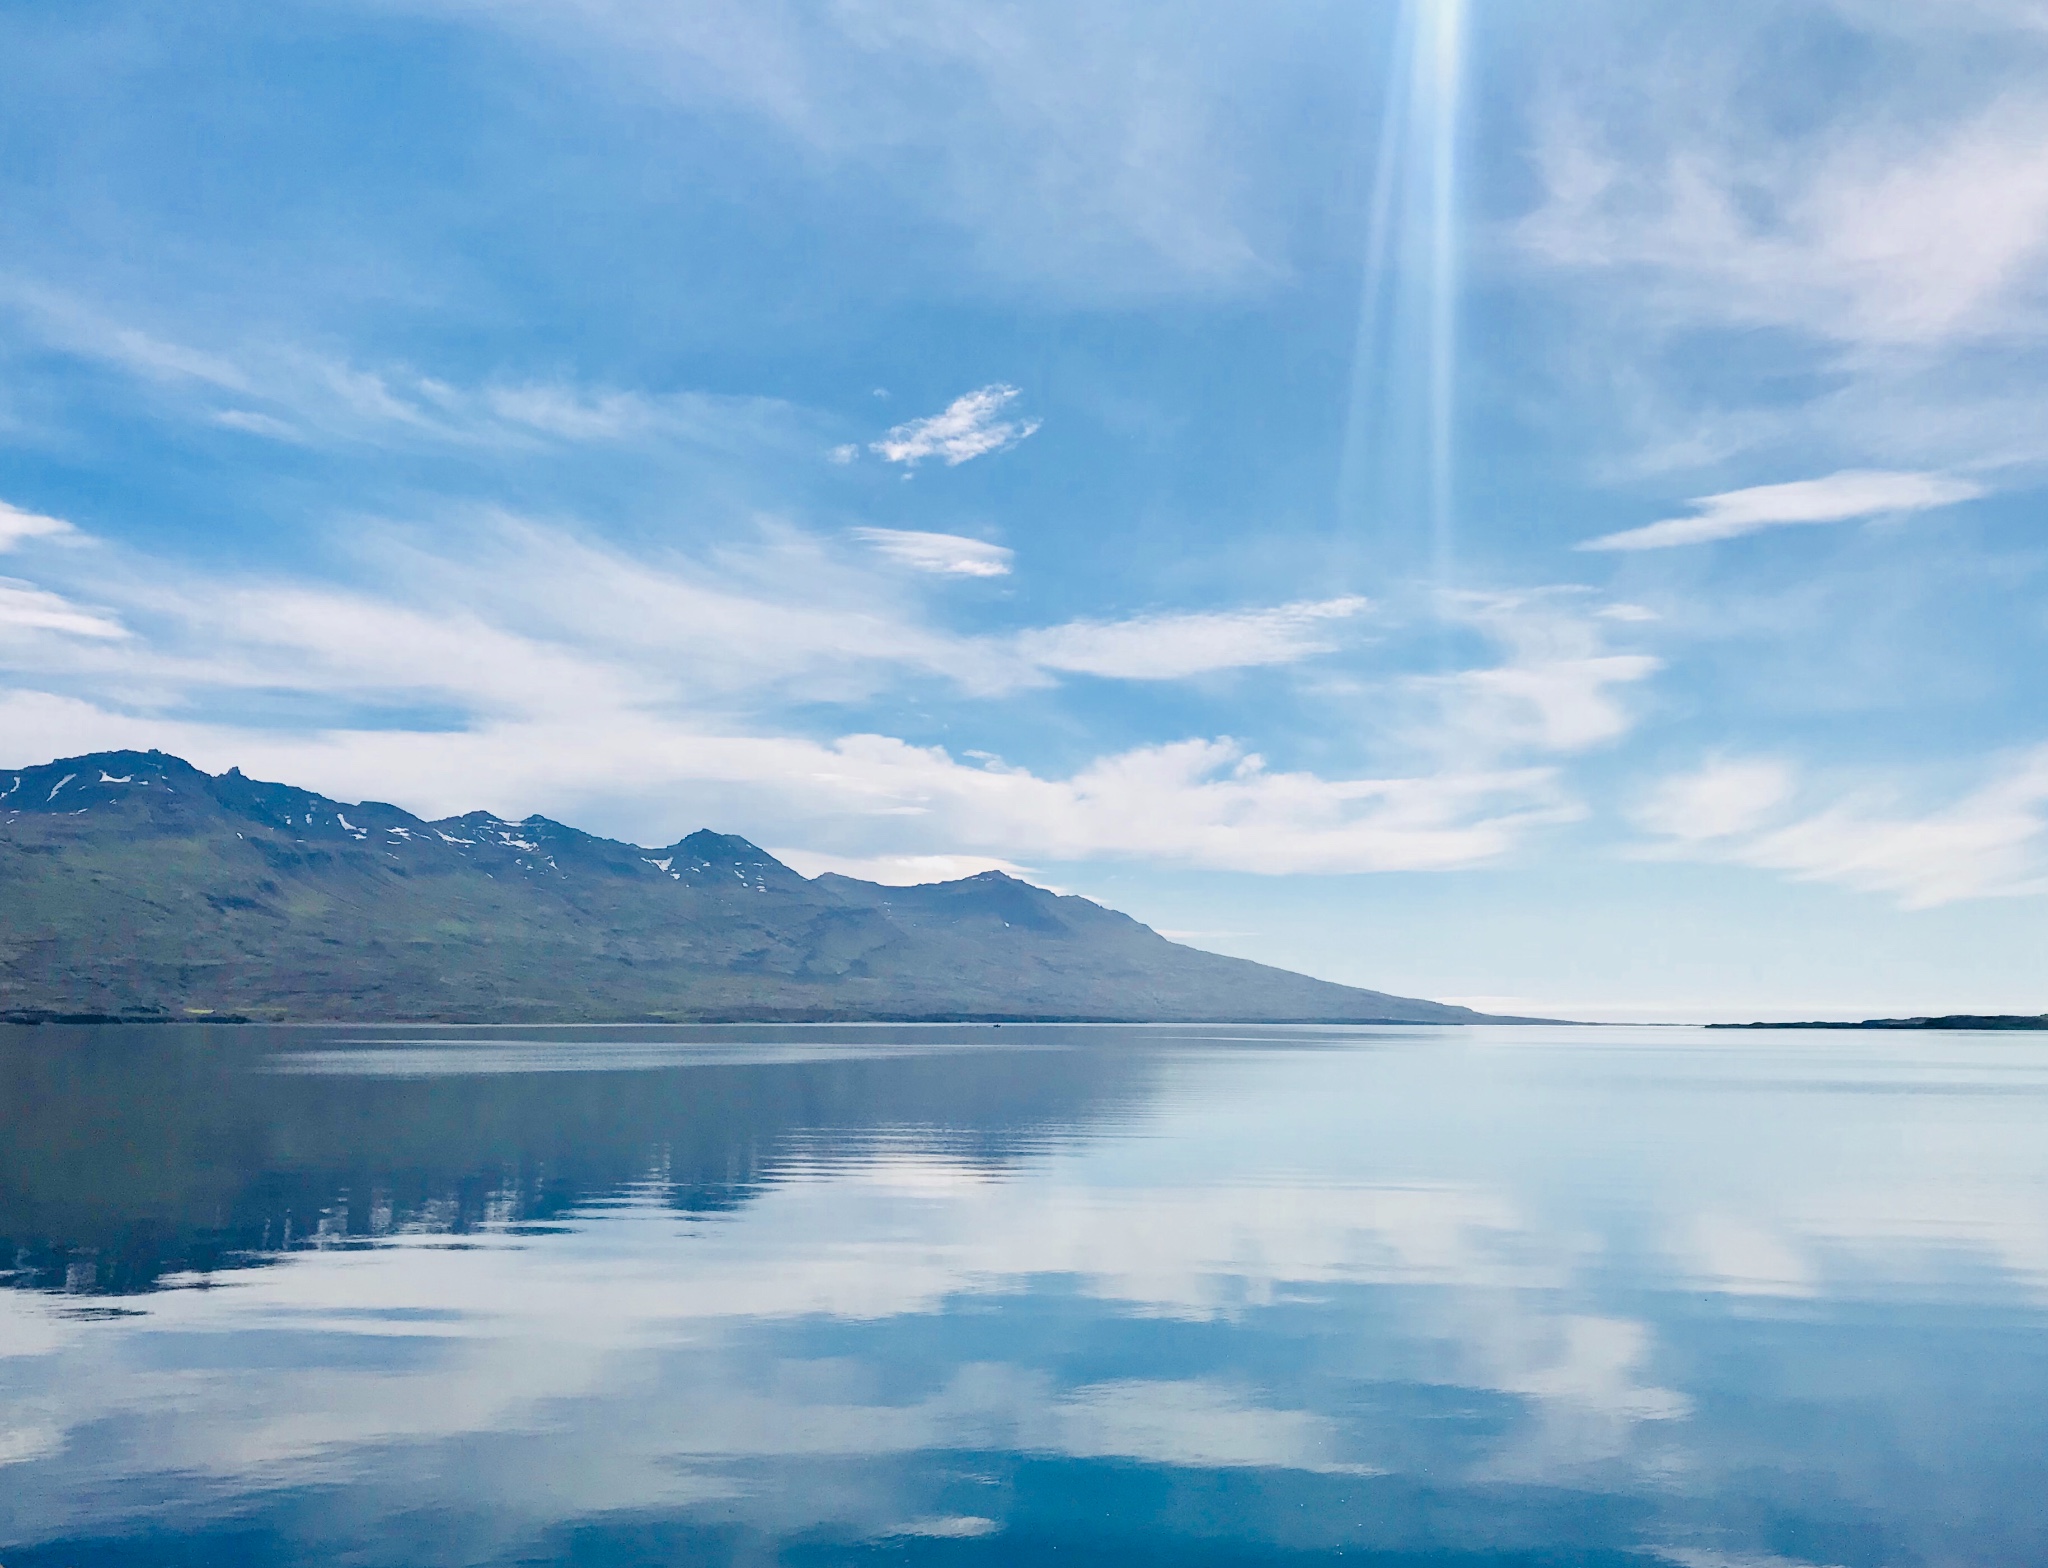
[0,515,1594,874]
[1633,758,1795,843]
[868,385,1041,468]
[1634,752,2048,908]
[1017,596,1369,681]
[0,512,1400,716]
[1521,89,2048,351]
[0,500,76,552]
[0,581,126,640]
[1414,592,1662,755]
[390,0,1300,299]
[1581,470,1985,551]
[0,685,1575,877]
[1,282,810,458]
[1518,5,2048,496]
[853,528,1013,577]
[209,409,299,440]
[1826,0,2048,44]
[2,279,254,389]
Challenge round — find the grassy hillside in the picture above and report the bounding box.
[0,750,1494,1024]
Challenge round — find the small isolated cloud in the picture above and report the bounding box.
[826,443,860,464]
[1018,596,1369,681]
[1582,470,1985,551]
[870,385,1041,467]
[854,528,1013,578]
[1422,655,1661,753]
[1633,751,2048,907]
[0,501,74,552]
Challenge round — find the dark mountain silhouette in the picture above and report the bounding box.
[1709,1015,2048,1030]
[0,750,1509,1024]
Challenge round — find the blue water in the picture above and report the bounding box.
[3,1023,2047,1566]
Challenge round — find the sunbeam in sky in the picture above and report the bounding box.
[1340,0,1468,590]
[1425,0,1467,587]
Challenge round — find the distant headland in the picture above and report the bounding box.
[1708,1015,2048,1031]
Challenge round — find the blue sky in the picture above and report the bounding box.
[4,0,2047,1019]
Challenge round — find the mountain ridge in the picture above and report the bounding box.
[0,749,1521,1025]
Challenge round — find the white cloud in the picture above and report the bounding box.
[1632,758,1794,843]
[2,283,810,459]
[905,736,1572,873]
[1743,762,2048,908]
[1,279,252,389]
[211,409,301,440]
[173,522,1030,706]
[0,501,74,552]
[394,0,1296,299]
[769,850,1032,885]
[0,580,126,640]
[1522,90,2048,349]
[1634,750,2048,908]
[1414,592,1662,755]
[0,684,1576,876]
[481,382,667,441]
[0,517,1025,727]
[869,385,1040,467]
[1016,596,1368,680]
[1581,470,1985,551]
[1516,12,2048,488]
[1826,0,2048,42]
[853,528,1012,577]
[0,516,1634,875]
[1422,656,1660,753]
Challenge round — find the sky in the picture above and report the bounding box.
[3,0,2047,1021]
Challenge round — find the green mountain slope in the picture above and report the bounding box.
[0,750,1501,1024]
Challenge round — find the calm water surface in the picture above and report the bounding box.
[3,1023,2046,1566]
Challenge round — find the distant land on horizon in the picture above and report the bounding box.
[0,750,1531,1027]
[1709,1015,2048,1031]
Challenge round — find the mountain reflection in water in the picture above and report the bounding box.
[2,1023,2047,1567]
[0,1025,1157,1294]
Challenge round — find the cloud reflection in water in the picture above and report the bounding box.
[2,1023,2046,1565]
